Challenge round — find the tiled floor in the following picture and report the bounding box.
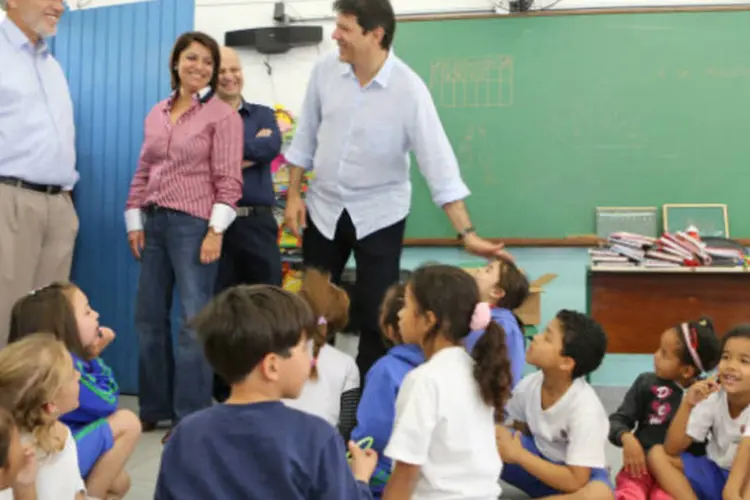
[119,334,630,499]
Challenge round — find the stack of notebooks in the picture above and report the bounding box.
[590,231,747,268]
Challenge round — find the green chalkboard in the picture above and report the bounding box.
[394,10,750,241]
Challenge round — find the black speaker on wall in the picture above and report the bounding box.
[225,26,323,55]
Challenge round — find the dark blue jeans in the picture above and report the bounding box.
[135,208,217,423]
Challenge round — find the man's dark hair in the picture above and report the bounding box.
[192,285,316,385]
[557,310,608,380]
[333,0,396,50]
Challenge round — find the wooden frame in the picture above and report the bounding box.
[399,6,750,247]
[662,203,729,238]
[595,206,658,238]
[398,4,750,22]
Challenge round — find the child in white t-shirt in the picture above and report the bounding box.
[0,334,86,500]
[649,325,750,500]
[495,309,613,499]
[382,264,512,500]
[283,268,360,440]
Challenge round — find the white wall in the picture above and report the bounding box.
[196,0,749,114]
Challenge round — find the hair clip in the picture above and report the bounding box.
[681,322,705,373]
[318,316,327,326]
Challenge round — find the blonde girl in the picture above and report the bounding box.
[0,334,84,500]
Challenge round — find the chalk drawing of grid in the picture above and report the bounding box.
[429,56,513,109]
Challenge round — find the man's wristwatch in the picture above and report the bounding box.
[457,226,476,241]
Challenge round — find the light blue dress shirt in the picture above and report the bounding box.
[0,18,78,188]
[285,50,470,240]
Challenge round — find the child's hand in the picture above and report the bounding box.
[348,440,378,483]
[685,376,719,406]
[495,425,525,464]
[13,444,37,488]
[621,433,647,477]
[511,420,531,436]
[99,327,115,344]
[88,327,116,358]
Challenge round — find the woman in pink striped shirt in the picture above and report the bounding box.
[124,32,243,441]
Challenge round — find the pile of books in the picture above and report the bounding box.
[590,231,747,268]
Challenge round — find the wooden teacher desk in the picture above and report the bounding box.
[588,266,750,354]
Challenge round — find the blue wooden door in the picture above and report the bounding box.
[53,0,194,394]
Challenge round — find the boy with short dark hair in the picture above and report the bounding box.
[154,285,377,500]
[495,309,614,499]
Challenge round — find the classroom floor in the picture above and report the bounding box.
[120,334,630,499]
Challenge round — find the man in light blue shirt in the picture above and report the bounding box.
[284,0,511,379]
[0,0,79,346]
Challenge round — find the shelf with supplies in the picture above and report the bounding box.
[269,105,311,293]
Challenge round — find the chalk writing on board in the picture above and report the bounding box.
[429,56,513,109]
[458,125,496,186]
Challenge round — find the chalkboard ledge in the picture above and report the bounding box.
[404,237,750,247]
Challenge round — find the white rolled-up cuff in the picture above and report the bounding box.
[209,203,237,233]
[124,208,144,232]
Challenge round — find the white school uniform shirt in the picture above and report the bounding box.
[384,346,502,500]
[505,370,609,468]
[0,426,85,499]
[283,341,359,427]
[686,390,750,469]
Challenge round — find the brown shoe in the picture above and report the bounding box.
[140,420,157,432]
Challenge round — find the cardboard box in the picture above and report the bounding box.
[514,273,557,326]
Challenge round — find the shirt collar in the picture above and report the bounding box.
[166,85,214,109]
[238,98,251,113]
[340,50,396,88]
[0,17,50,55]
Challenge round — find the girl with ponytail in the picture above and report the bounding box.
[382,264,511,500]
[283,267,360,441]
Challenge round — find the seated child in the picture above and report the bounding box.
[648,325,750,500]
[382,265,511,500]
[465,257,530,387]
[283,268,360,440]
[0,334,86,500]
[496,309,613,500]
[609,317,720,500]
[155,284,377,500]
[0,407,35,496]
[9,283,141,499]
[350,283,425,498]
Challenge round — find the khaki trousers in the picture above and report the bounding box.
[0,183,79,346]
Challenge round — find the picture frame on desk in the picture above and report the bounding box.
[663,203,729,238]
[595,206,658,238]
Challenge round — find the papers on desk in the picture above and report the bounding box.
[590,231,747,269]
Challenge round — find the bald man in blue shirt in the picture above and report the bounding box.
[0,0,79,346]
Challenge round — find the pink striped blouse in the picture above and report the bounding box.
[125,91,243,223]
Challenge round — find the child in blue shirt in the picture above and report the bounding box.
[465,256,530,387]
[155,284,377,500]
[350,283,425,498]
[9,282,141,500]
